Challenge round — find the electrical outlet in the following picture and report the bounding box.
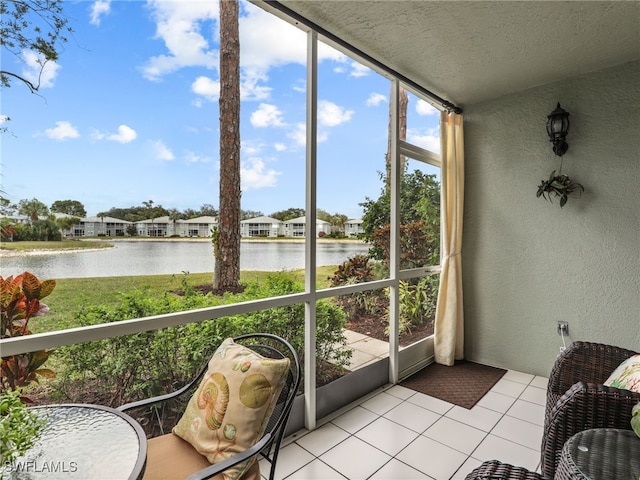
[557,321,569,336]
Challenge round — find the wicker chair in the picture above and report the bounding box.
[464,460,544,480]
[541,341,639,479]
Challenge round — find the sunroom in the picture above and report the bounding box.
[2,1,639,479]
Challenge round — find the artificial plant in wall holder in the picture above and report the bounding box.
[537,103,584,207]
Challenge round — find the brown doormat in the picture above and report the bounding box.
[400,360,507,409]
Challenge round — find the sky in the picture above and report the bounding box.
[1,0,441,219]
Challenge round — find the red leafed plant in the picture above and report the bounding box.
[1,272,57,398]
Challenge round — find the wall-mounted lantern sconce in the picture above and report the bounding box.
[546,102,570,156]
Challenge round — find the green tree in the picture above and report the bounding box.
[241,210,263,220]
[271,208,305,221]
[214,0,241,292]
[318,210,348,235]
[51,199,86,217]
[0,0,71,92]
[17,198,49,221]
[15,218,60,241]
[0,217,17,240]
[196,203,218,217]
[54,215,81,235]
[361,169,440,263]
[0,197,15,216]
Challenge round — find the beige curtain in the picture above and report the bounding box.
[434,111,465,366]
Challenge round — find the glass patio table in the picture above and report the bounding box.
[2,404,147,480]
[555,428,640,480]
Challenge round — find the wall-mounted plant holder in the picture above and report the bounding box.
[536,170,584,207]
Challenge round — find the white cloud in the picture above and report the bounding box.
[318,101,354,127]
[291,79,305,93]
[289,123,306,147]
[250,103,285,128]
[239,67,272,101]
[416,99,439,116]
[90,0,111,26]
[21,50,60,89]
[192,70,271,104]
[191,76,219,102]
[44,121,80,140]
[141,0,218,81]
[241,157,280,190]
[408,127,441,153]
[144,0,347,101]
[288,122,328,146]
[366,93,387,107]
[349,62,370,78]
[274,143,287,152]
[108,125,137,144]
[242,141,262,156]
[240,2,345,72]
[183,151,211,163]
[151,140,174,161]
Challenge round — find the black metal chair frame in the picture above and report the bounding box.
[118,333,301,480]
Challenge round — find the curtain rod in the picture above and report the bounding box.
[266,1,463,114]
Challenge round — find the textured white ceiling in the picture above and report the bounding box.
[266,1,640,108]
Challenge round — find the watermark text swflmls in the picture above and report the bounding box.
[3,460,79,473]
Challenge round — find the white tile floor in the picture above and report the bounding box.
[260,369,548,480]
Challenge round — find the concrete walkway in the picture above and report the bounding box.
[343,329,390,370]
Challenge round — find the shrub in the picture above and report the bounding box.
[54,287,220,406]
[53,272,351,410]
[370,220,438,269]
[387,276,439,336]
[328,255,385,317]
[1,272,56,397]
[0,389,45,465]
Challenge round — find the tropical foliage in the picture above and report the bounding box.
[0,389,45,465]
[536,170,584,207]
[328,255,385,317]
[392,276,439,336]
[0,272,56,397]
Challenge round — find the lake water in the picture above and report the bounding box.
[0,241,370,280]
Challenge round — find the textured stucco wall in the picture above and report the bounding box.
[463,61,640,376]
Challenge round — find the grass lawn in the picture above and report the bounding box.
[33,267,337,333]
[0,240,112,252]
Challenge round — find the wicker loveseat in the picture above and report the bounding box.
[466,341,639,480]
[541,341,639,478]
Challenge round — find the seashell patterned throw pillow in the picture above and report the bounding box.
[173,338,290,480]
[604,354,640,393]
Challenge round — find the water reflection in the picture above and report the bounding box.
[0,241,370,279]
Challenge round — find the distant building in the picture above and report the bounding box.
[282,216,332,237]
[81,216,132,237]
[180,216,218,237]
[344,218,364,237]
[2,212,362,239]
[240,216,282,237]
